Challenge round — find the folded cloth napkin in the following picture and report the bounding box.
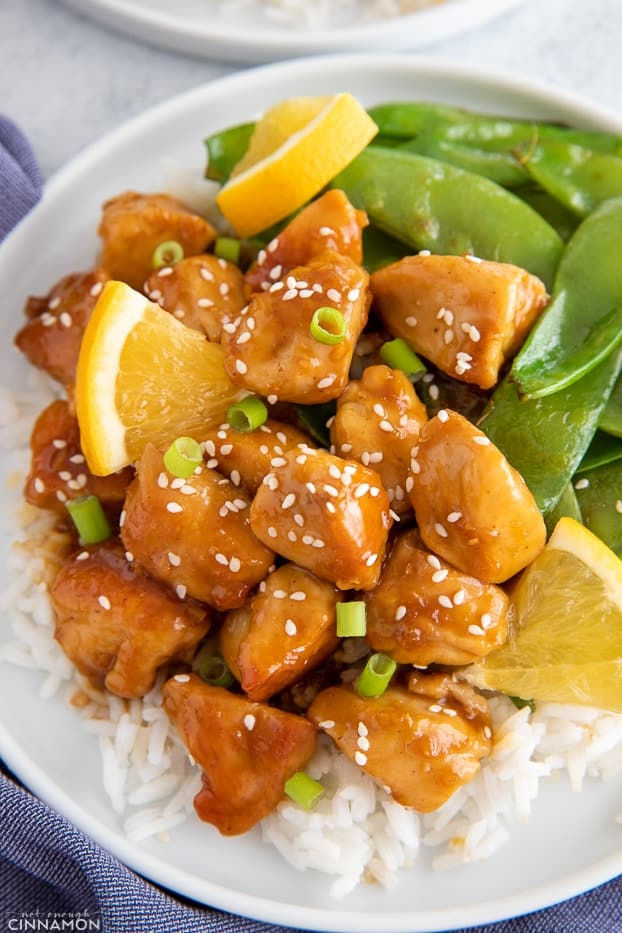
[0,118,621,933]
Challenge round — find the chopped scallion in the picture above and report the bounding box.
[65,495,112,545]
[152,240,184,269]
[356,652,396,699]
[284,771,325,810]
[214,236,241,265]
[163,436,203,478]
[380,338,426,377]
[336,601,367,637]
[310,306,347,345]
[227,395,268,433]
[198,654,235,688]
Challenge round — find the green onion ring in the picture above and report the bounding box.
[65,495,112,546]
[336,601,367,637]
[356,652,397,699]
[309,306,347,345]
[198,654,235,688]
[214,236,241,265]
[379,337,426,377]
[163,436,203,478]
[152,240,184,269]
[227,395,268,433]
[284,771,325,810]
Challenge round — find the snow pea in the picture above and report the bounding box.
[575,430,622,473]
[362,226,410,273]
[479,347,622,514]
[574,460,622,558]
[399,132,527,188]
[518,140,622,216]
[600,374,622,438]
[516,187,579,242]
[332,146,563,289]
[366,102,467,139]
[545,483,582,536]
[204,122,255,183]
[511,197,622,399]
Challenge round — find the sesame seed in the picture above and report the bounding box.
[328,464,341,479]
[69,453,85,464]
[273,589,287,599]
[434,522,448,538]
[616,500,622,514]
[428,704,443,713]
[267,526,277,538]
[444,328,454,344]
[410,459,420,474]
[395,605,407,621]
[235,359,248,375]
[125,551,134,563]
[52,439,67,449]
[215,553,229,565]
[484,726,493,739]
[405,316,417,327]
[223,322,237,334]
[319,226,335,236]
[76,551,89,561]
[174,673,190,683]
[282,288,297,301]
[323,484,339,498]
[574,477,590,490]
[305,482,317,494]
[378,420,393,433]
[271,457,287,468]
[327,288,341,303]
[48,296,61,310]
[282,493,296,509]
[264,474,279,491]
[98,595,111,611]
[481,613,493,628]
[468,624,485,636]
[267,394,278,405]
[357,721,368,737]
[317,374,337,389]
[354,483,370,498]
[176,584,187,599]
[56,490,67,503]
[290,591,306,601]
[33,477,45,494]
[326,501,336,514]
[369,451,383,463]
[354,751,368,766]
[347,288,360,301]
[206,458,218,469]
[318,719,335,729]
[284,619,297,636]
[369,487,380,497]
[357,735,370,751]
[171,477,185,489]
[287,530,298,542]
[302,534,314,545]
[473,435,490,447]
[200,267,214,282]
[447,511,462,523]
[437,409,449,423]
[168,552,181,566]
[442,708,458,717]
[267,238,279,253]
[465,254,482,264]
[432,569,449,583]
[89,281,103,297]
[439,595,453,609]
[243,714,256,731]
[405,476,414,493]
[312,538,325,548]
[453,589,466,606]
[119,509,126,527]
[166,501,183,513]
[229,557,241,573]
[365,553,378,567]
[180,484,196,496]
[293,513,305,526]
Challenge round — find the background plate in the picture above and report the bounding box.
[58,0,527,64]
[1,54,622,932]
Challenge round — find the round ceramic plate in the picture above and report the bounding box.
[58,0,527,64]
[1,55,622,932]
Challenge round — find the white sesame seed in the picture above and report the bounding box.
[76,551,89,561]
[171,477,185,489]
[405,316,417,327]
[267,526,277,538]
[429,384,440,401]
[282,493,296,509]
[318,719,335,729]
[166,501,183,514]
[287,530,298,542]
[89,281,103,297]
[206,458,219,470]
[284,619,297,636]
[180,484,196,496]
[58,470,72,482]
[98,595,111,611]
[59,312,73,329]
[273,589,287,599]
[574,477,590,490]
[328,464,341,479]
[267,238,279,253]
[465,254,482,264]
[174,673,190,683]
[175,584,187,599]
[305,482,316,494]
[616,500,622,514]
[354,751,368,767]
[235,359,248,375]
[481,613,493,628]
[453,589,466,606]
[434,522,449,538]
[447,511,462,523]
[125,551,134,563]
[484,726,493,739]
[33,477,45,494]
[168,552,181,567]
[243,714,256,731]
[379,420,393,433]
[200,267,214,281]
[347,288,360,301]
[369,451,383,463]
[290,591,306,601]
[229,557,241,573]
[326,501,336,514]
[365,553,378,567]
[369,487,380,497]
[473,435,491,446]
[432,569,449,583]
[282,289,297,301]
[468,624,485,636]
[317,374,337,389]
[405,476,414,493]
[215,553,229,566]
[302,534,314,545]
[56,490,67,503]
[323,484,339,497]
[119,509,125,527]
[395,605,407,621]
[439,595,453,609]
[271,457,287,468]
[312,538,325,548]
[357,735,370,751]
[319,226,335,236]
[437,409,449,423]
[354,483,370,498]
[327,288,341,303]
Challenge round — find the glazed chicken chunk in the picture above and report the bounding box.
[162,674,317,835]
[365,529,509,666]
[330,364,428,514]
[201,418,312,496]
[24,399,132,516]
[220,563,340,702]
[222,251,371,404]
[144,254,247,342]
[408,409,546,583]
[15,268,108,386]
[245,189,368,293]
[51,543,211,698]
[121,444,274,610]
[250,446,393,590]
[308,674,492,812]
[98,192,216,290]
[370,254,549,389]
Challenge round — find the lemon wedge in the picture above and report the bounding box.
[75,280,243,475]
[215,93,378,238]
[466,517,622,712]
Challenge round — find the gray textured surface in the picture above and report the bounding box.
[1,0,621,178]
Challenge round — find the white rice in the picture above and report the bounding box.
[212,0,442,30]
[1,376,621,897]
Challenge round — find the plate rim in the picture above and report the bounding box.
[2,52,622,932]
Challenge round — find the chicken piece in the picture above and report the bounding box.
[220,563,340,702]
[370,254,549,390]
[365,529,509,665]
[245,189,368,293]
[250,446,392,591]
[408,409,546,583]
[143,254,247,342]
[308,675,491,812]
[121,444,274,610]
[24,400,132,516]
[330,364,427,515]
[15,268,108,386]
[162,673,317,835]
[51,542,210,698]
[222,251,371,405]
[98,192,216,290]
[201,419,312,496]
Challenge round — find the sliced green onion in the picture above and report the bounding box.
[380,338,426,377]
[65,495,112,545]
[336,601,367,637]
[152,240,184,269]
[310,306,347,345]
[227,395,268,433]
[284,771,325,810]
[214,236,241,265]
[198,654,235,688]
[356,652,397,699]
[163,436,203,478]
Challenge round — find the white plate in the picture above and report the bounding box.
[1,55,622,932]
[59,0,527,64]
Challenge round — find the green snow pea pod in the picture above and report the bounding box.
[204,122,255,183]
[362,226,411,273]
[574,460,622,557]
[518,140,622,216]
[479,347,622,514]
[512,197,622,399]
[544,482,582,536]
[366,102,467,139]
[575,430,622,473]
[516,187,579,242]
[399,132,528,187]
[600,374,622,438]
[332,146,563,289]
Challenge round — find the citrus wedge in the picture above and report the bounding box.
[215,93,378,238]
[75,280,243,475]
[465,517,622,712]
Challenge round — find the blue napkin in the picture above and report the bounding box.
[0,117,620,933]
